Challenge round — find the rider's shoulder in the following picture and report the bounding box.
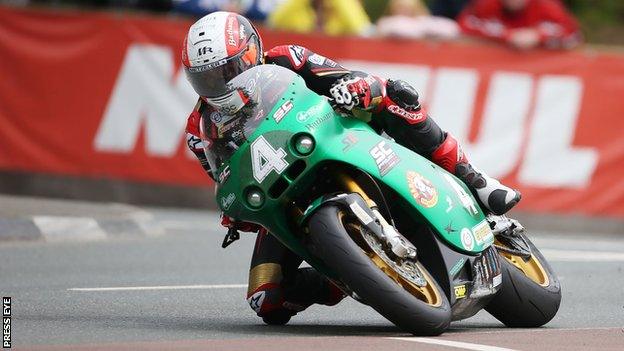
[187,98,216,124]
[266,44,312,57]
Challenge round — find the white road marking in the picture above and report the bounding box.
[542,249,624,262]
[390,337,517,351]
[68,284,247,292]
[34,216,108,242]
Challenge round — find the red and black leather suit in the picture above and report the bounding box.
[185,45,455,324]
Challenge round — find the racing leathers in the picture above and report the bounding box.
[185,45,521,323]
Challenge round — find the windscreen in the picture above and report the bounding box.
[201,65,298,179]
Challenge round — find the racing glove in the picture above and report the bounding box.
[329,74,385,112]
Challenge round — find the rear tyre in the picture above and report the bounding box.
[486,235,561,327]
[307,205,451,335]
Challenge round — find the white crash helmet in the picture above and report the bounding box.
[182,12,263,106]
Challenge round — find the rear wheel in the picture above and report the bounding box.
[306,205,451,335]
[486,234,561,327]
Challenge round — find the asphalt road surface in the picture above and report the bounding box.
[1,207,623,350]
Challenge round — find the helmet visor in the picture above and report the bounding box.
[184,34,261,98]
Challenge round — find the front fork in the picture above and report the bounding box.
[335,173,417,259]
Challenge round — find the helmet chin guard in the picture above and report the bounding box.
[205,88,250,115]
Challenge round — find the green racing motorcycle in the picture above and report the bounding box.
[204,65,561,336]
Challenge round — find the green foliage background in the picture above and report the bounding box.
[564,0,624,44]
[361,0,624,45]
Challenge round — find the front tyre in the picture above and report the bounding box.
[486,235,561,327]
[307,205,451,335]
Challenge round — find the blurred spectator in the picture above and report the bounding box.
[458,0,582,50]
[430,0,471,19]
[172,0,284,21]
[268,0,373,36]
[376,0,460,40]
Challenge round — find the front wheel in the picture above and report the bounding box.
[485,233,561,327]
[306,205,451,335]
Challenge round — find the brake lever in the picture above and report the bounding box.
[221,227,240,248]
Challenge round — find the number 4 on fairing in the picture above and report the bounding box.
[251,135,289,183]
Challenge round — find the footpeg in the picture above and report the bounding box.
[487,215,531,259]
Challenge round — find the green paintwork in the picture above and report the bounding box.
[215,66,493,275]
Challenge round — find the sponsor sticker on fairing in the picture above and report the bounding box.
[445,195,454,213]
[341,133,358,152]
[444,221,457,235]
[449,257,466,276]
[493,273,502,287]
[273,100,293,124]
[221,193,236,210]
[442,173,479,216]
[406,171,438,208]
[218,165,231,184]
[453,285,467,299]
[472,219,494,245]
[296,101,325,122]
[245,77,257,95]
[461,228,475,250]
[370,141,400,176]
[305,113,332,131]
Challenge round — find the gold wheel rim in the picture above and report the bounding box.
[496,239,549,287]
[342,215,443,307]
[367,252,443,307]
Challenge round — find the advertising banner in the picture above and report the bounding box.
[1,6,623,216]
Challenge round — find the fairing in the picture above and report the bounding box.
[211,65,494,266]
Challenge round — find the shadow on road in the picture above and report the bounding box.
[20,312,509,338]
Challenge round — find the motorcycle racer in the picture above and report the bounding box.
[182,12,521,324]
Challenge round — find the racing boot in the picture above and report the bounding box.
[431,134,521,215]
[372,78,520,214]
